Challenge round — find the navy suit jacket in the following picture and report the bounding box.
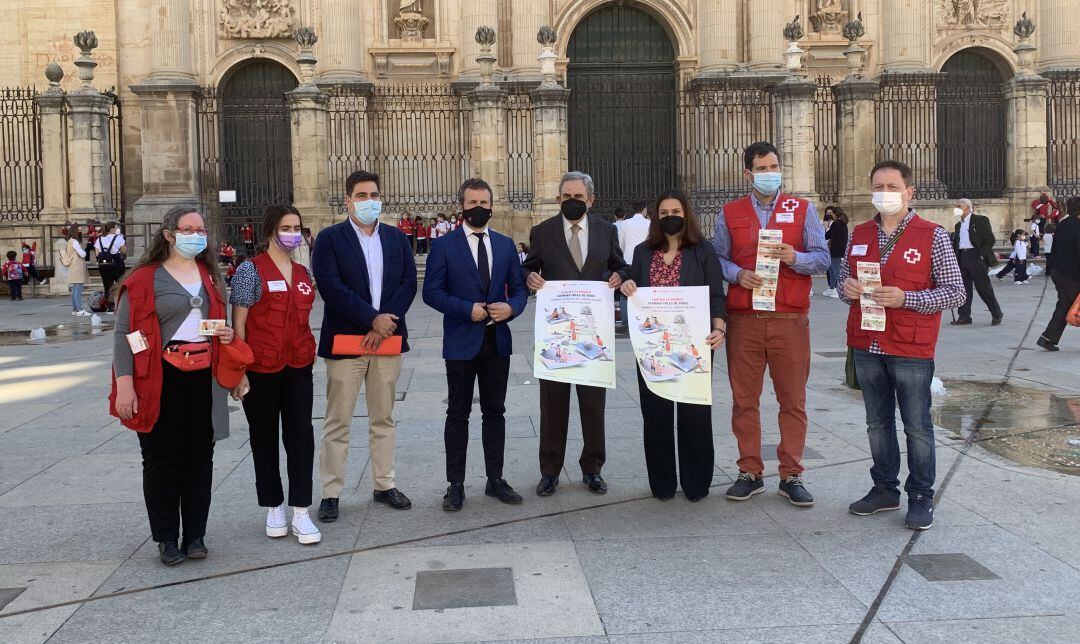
[312,219,417,358]
[422,226,528,360]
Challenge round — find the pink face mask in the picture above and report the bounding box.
[276,232,303,251]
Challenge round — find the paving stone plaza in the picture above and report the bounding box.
[1,274,1079,643]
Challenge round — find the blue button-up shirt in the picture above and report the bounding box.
[711,192,831,283]
[349,216,384,310]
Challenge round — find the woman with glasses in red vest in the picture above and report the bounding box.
[229,205,321,546]
[110,207,244,566]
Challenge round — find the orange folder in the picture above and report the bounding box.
[331,334,403,356]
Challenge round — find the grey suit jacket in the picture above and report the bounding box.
[521,214,630,283]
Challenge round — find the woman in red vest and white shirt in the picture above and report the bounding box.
[230,205,321,545]
[110,207,237,566]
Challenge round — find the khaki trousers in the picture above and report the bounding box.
[321,354,403,497]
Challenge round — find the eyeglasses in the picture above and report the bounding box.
[175,228,208,236]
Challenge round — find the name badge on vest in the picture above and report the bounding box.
[851,244,869,257]
[776,213,795,224]
[268,280,287,292]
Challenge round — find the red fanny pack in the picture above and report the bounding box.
[163,342,212,371]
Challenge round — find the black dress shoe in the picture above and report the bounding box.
[950,318,972,326]
[442,484,464,512]
[158,541,185,566]
[535,475,559,496]
[686,491,709,502]
[1037,336,1060,352]
[181,536,207,560]
[991,315,1003,326]
[373,487,412,510]
[318,497,339,522]
[583,473,608,494]
[485,479,523,505]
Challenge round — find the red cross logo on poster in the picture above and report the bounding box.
[903,249,922,265]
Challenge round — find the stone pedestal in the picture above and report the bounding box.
[528,84,570,238]
[287,86,333,232]
[774,76,817,200]
[128,83,202,224]
[1005,73,1051,232]
[65,90,116,221]
[468,85,510,231]
[833,78,877,222]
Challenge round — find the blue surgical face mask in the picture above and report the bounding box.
[751,171,783,196]
[354,200,382,225]
[174,233,207,259]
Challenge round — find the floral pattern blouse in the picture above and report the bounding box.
[648,249,682,287]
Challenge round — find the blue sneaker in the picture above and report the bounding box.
[849,486,901,516]
[905,493,935,530]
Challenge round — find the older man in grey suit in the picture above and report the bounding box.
[521,171,630,497]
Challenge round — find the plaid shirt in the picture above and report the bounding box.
[839,210,965,355]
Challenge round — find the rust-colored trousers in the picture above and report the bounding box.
[725,313,811,477]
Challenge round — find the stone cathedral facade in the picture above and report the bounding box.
[2,0,1080,245]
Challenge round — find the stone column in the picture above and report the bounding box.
[528,84,570,235]
[1005,73,1050,231]
[698,0,739,73]
[747,0,785,69]
[34,86,69,224]
[773,76,817,199]
[318,0,367,83]
[833,78,878,222]
[66,91,116,220]
[468,85,510,229]
[460,0,500,76]
[288,87,333,231]
[880,0,929,71]
[512,0,547,74]
[146,0,196,84]
[1038,0,1080,71]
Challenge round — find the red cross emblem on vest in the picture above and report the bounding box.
[903,249,922,265]
[297,282,312,295]
[780,198,800,213]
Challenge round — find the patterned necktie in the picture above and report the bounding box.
[569,224,584,271]
[473,232,490,294]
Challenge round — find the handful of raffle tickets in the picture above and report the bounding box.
[857,262,886,332]
[753,229,783,311]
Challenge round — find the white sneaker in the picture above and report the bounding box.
[265,504,288,538]
[822,288,838,298]
[71,311,81,316]
[291,509,322,545]
[77,310,90,316]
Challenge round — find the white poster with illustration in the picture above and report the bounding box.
[627,286,712,405]
[533,280,617,389]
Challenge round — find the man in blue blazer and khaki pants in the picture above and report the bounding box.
[313,170,417,521]
[423,178,529,511]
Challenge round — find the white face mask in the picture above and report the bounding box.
[872,192,906,216]
[953,207,965,218]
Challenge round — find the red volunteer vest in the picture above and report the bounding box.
[108,263,227,432]
[245,253,317,373]
[724,194,812,313]
[845,215,941,359]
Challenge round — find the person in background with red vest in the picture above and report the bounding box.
[711,141,830,507]
[398,213,416,254]
[840,160,965,531]
[230,205,321,546]
[110,207,238,566]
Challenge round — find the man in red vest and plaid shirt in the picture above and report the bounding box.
[840,160,965,530]
[711,141,830,507]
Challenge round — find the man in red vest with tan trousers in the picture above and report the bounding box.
[840,160,965,530]
[712,142,830,507]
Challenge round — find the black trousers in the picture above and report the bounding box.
[445,327,510,484]
[957,249,1002,320]
[7,279,21,300]
[138,361,215,543]
[538,379,606,477]
[637,369,714,499]
[242,364,315,507]
[998,259,1029,281]
[1042,273,1080,344]
[100,265,123,309]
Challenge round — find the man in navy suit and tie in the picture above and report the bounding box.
[313,170,417,521]
[423,178,529,512]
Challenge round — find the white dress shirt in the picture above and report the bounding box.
[958,215,973,249]
[349,216,383,310]
[619,212,650,262]
[463,225,493,279]
[563,215,589,264]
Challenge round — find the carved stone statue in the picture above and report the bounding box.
[394,0,429,41]
[810,0,848,37]
[939,0,1008,29]
[218,0,296,39]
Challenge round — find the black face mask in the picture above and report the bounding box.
[560,199,588,221]
[659,215,685,236]
[463,205,492,229]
